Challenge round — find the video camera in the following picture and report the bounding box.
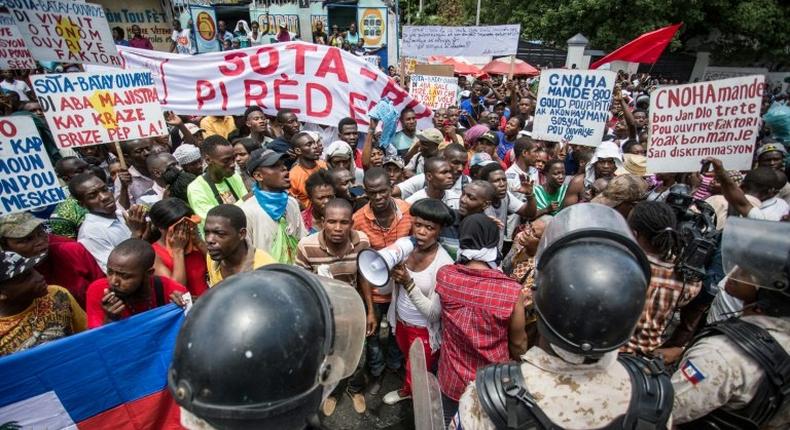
[665,184,719,281]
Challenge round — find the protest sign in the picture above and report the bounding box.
[6,0,121,67]
[0,116,65,216]
[409,75,458,110]
[358,8,387,48]
[99,0,171,52]
[190,5,219,54]
[114,42,433,131]
[401,25,520,58]
[647,75,765,173]
[532,69,616,146]
[0,12,35,70]
[31,70,166,149]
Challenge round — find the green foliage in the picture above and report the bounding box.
[399,0,789,65]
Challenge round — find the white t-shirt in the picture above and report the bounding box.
[405,188,461,210]
[1,79,31,101]
[399,174,468,199]
[396,246,453,327]
[505,163,539,202]
[747,197,789,221]
[485,191,524,248]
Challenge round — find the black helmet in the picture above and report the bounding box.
[534,203,651,358]
[169,264,366,429]
[722,217,790,300]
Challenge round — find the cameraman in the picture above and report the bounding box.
[621,201,702,361]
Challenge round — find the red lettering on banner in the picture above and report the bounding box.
[380,79,408,105]
[244,80,268,108]
[286,44,318,75]
[219,52,247,77]
[306,83,331,117]
[274,74,300,113]
[251,47,279,76]
[349,92,368,126]
[219,81,229,111]
[359,67,378,81]
[316,48,349,83]
[196,80,215,110]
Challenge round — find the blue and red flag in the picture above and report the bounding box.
[0,305,184,429]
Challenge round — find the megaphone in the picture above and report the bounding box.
[357,237,416,288]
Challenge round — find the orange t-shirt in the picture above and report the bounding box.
[289,160,326,210]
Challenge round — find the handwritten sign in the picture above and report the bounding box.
[647,75,765,173]
[532,69,616,146]
[0,116,65,215]
[100,0,171,52]
[401,25,520,57]
[0,12,35,69]
[6,0,121,66]
[31,70,166,149]
[112,42,434,132]
[409,75,458,110]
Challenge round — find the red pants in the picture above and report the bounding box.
[395,320,437,396]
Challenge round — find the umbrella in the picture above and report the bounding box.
[482,57,539,76]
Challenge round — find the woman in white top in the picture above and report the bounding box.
[385,198,454,405]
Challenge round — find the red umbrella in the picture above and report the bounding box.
[428,56,484,76]
[482,57,539,76]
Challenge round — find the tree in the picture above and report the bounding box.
[457,0,789,67]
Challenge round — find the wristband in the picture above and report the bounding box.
[404,279,416,294]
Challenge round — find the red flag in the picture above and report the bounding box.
[590,23,682,69]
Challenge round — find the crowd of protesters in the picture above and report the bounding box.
[1,36,789,428]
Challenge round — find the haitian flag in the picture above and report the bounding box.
[0,304,184,429]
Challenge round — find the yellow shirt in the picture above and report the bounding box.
[199,116,237,139]
[207,245,277,287]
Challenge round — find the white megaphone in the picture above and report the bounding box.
[357,236,416,288]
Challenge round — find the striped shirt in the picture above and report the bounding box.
[622,255,702,356]
[534,183,568,215]
[295,229,370,289]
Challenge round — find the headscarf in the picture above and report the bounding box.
[323,140,357,178]
[234,20,251,35]
[457,213,500,268]
[464,124,490,149]
[584,141,624,187]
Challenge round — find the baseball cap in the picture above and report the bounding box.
[382,155,404,169]
[183,123,205,137]
[1,251,45,282]
[279,22,287,28]
[416,128,443,145]
[478,131,498,145]
[0,212,43,239]
[756,142,787,158]
[246,148,285,175]
[591,174,648,208]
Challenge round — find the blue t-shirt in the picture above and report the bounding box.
[496,131,516,160]
[459,96,485,127]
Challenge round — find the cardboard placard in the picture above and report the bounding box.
[0,116,65,215]
[0,12,35,70]
[647,75,765,173]
[31,70,166,149]
[409,75,458,110]
[532,69,616,146]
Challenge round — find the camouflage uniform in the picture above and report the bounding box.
[671,315,790,429]
[451,347,672,429]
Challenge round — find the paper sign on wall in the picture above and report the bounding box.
[0,12,35,70]
[6,0,121,66]
[409,75,458,110]
[532,69,616,146]
[31,70,166,149]
[0,116,65,215]
[647,75,764,173]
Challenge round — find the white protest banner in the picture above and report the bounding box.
[409,75,458,110]
[647,75,765,173]
[0,116,65,216]
[113,43,433,131]
[401,25,520,58]
[31,70,166,149]
[532,69,616,146]
[6,0,121,67]
[0,12,35,70]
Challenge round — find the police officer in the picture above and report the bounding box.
[168,264,367,429]
[450,204,673,429]
[672,217,790,429]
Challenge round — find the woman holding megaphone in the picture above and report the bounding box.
[383,198,455,406]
